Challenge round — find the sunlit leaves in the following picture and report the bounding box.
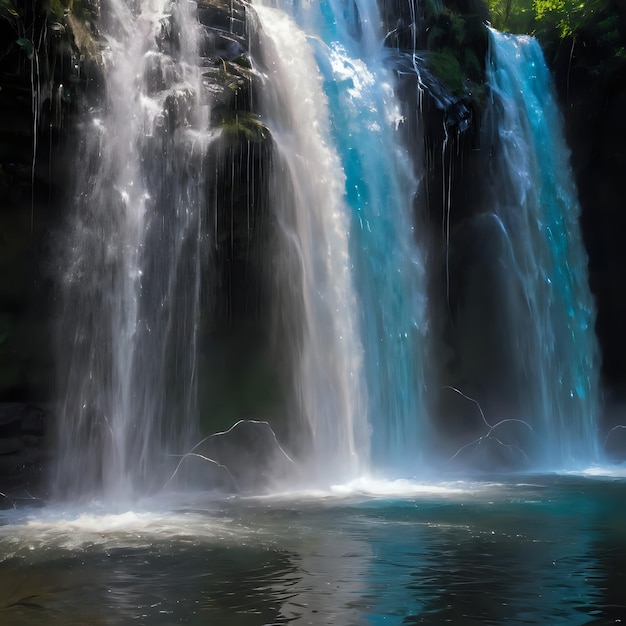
[487,0,535,33]
[487,0,623,46]
[533,0,566,20]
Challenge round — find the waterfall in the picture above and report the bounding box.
[54,0,209,499]
[480,29,600,467]
[251,0,429,477]
[50,0,603,497]
[252,6,368,481]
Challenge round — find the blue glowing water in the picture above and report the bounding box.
[254,0,429,476]
[483,30,600,467]
[317,6,429,473]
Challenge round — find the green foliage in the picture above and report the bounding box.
[533,0,575,37]
[48,0,67,20]
[0,0,24,39]
[0,0,68,57]
[486,0,625,81]
[533,0,566,20]
[487,0,535,33]
[488,0,624,44]
[48,0,92,22]
[463,47,482,77]
[15,37,33,58]
[0,0,19,19]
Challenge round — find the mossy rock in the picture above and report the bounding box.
[427,50,465,96]
[220,111,268,143]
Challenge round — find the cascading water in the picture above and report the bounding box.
[252,0,429,478]
[50,0,602,498]
[321,2,430,473]
[251,6,368,481]
[480,29,600,467]
[54,0,209,499]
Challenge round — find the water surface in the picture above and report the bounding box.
[1,473,625,624]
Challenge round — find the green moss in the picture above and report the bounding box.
[450,12,468,44]
[429,50,466,96]
[421,2,489,111]
[463,47,482,79]
[214,57,252,96]
[221,111,267,143]
[47,0,65,20]
[232,54,252,70]
[0,0,19,20]
[47,0,92,23]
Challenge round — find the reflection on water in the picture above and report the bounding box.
[1,475,625,624]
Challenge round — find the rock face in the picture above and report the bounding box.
[192,0,286,441]
[0,0,105,497]
[0,404,49,504]
[171,420,295,493]
[0,0,101,403]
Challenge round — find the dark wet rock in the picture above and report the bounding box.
[382,0,488,120]
[0,404,49,500]
[448,431,530,471]
[0,453,27,476]
[391,52,472,131]
[169,453,239,492]
[20,405,46,435]
[202,30,247,63]
[0,404,46,435]
[189,420,294,493]
[197,0,247,39]
[0,438,22,455]
[0,405,46,440]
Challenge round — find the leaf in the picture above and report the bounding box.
[15,37,34,58]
